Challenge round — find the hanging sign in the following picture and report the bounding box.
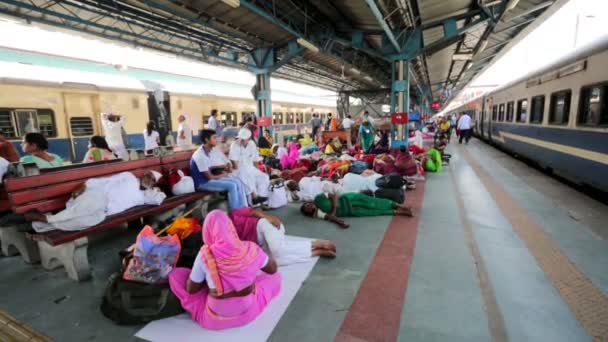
[391,112,408,124]
[257,116,272,127]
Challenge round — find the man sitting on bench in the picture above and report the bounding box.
[190,129,248,211]
[23,170,166,233]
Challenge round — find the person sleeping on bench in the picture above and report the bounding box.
[23,170,166,233]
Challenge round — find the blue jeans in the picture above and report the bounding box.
[199,176,247,210]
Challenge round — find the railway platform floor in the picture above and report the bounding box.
[1,138,607,342]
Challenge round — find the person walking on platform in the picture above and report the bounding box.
[207,109,223,140]
[177,115,193,148]
[458,112,472,144]
[310,113,321,141]
[341,115,354,149]
[101,113,128,160]
[143,121,160,155]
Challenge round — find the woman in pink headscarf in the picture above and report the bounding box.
[279,140,299,170]
[169,210,281,330]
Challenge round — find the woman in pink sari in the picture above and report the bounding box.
[280,141,299,170]
[169,210,281,330]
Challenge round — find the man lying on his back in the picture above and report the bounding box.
[24,171,166,232]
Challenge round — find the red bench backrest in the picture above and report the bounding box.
[5,157,162,214]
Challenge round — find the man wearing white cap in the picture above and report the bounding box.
[229,128,269,205]
[24,171,166,232]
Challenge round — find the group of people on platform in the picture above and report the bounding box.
[0,107,464,333]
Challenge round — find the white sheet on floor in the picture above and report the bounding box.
[135,236,318,342]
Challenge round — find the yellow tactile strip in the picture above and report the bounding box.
[461,148,608,342]
[0,310,50,342]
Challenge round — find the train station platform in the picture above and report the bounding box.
[1,138,607,342]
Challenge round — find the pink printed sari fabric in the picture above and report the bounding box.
[169,210,281,330]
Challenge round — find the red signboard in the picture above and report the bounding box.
[431,102,442,109]
[391,112,408,124]
[257,116,272,127]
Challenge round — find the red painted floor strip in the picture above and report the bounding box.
[335,182,425,342]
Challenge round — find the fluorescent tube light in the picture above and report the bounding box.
[220,0,240,8]
[297,38,320,53]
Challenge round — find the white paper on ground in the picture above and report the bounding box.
[135,236,319,342]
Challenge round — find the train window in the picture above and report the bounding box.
[506,102,514,122]
[38,109,57,137]
[305,113,312,122]
[273,112,283,124]
[14,110,39,136]
[578,83,608,126]
[220,111,237,127]
[516,99,528,123]
[530,96,545,124]
[132,97,140,110]
[69,117,94,136]
[296,112,304,124]
[0,109,17,138]
[491,105,497,121]
[549,90,571,125]
[498,104,505,121]
[203,115,210,128]
[286,112,294,124]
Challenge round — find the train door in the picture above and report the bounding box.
[147,91,172,145]
[63,93,99,162]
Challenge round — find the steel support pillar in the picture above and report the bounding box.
[390,60,409,148]
[255,72,272,123]
[337,92,350,119]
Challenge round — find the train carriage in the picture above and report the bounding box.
[451,37,608,192]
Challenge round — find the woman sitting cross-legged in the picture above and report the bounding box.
[230,207,336,266]
[169,210,281,330]
[300,192,413,229]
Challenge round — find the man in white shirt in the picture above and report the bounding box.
[341,115,355,149]
[229,128,269,205]
[457,113,472,144]
[207,109,222,139]
[190,130,247,210]
[24,171,166,232]
[177,115,193,147]
[101,113,128,160]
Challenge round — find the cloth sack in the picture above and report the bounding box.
[100,273,184,325]
[267,180,288,209]
[375,173,406,189]
[374,188,405,204]
[122,226,181,284]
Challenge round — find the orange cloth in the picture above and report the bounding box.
[330,118,338,131]
[166,217,201,240]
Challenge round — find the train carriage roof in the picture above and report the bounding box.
[0,47,335,107]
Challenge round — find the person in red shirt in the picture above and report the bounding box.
[0,129,19,162]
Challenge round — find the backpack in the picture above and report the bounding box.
[349,161,368,174]
[267,180,288,209]
[374,188,405,204]
[375,174,406,189]
[100,273,184,325]
[264,156,280,170]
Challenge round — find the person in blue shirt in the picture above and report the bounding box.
[190,129,247,210]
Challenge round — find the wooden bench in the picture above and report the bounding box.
[1,152,219,281]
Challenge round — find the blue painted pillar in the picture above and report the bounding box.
[249,48,275,137]
[390,59,409,148]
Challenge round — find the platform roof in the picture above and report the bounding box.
[0,0,560,106]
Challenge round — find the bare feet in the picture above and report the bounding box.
[312,248,337,258]
[313,240,337,252]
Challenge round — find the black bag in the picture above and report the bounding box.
[176,233,203,268]
[375,173,406,189]
[264,156,280,170]
[100,273,184,325]
[374,188,405,204]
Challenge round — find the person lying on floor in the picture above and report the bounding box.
[300,192,413,228]
[287,170,382,202]
[169,210,281,330]
[24,170,166,233]
[229,207,336,265]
